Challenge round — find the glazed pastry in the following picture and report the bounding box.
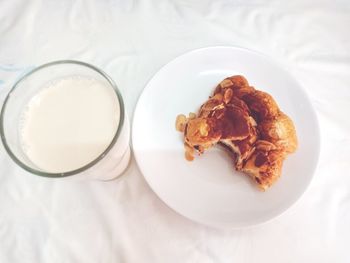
[176,75,298,190]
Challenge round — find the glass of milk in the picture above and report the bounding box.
[0,60,130,180]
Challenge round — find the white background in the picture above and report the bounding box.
[1,1,349,262]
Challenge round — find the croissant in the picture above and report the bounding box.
[176,75,298,190]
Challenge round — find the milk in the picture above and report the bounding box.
[20,76,128,176]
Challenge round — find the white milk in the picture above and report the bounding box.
[20,76,124,175]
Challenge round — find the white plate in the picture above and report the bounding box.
[132,46,320,228]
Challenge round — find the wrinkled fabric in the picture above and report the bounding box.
[0,1,350,262]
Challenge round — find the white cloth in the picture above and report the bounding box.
[1,1,350,262]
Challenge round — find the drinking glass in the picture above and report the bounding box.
[0,60,130,180]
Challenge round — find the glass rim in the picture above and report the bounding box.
[0,60,125,178]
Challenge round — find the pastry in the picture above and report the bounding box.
[176,75,298,190]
